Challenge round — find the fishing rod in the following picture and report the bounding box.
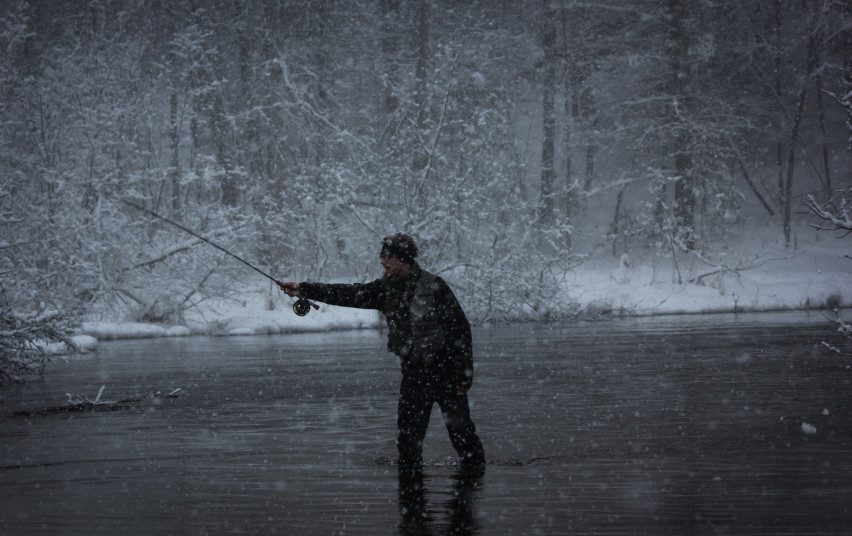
[118,197,319,317]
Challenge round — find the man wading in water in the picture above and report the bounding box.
[277,233,486,475]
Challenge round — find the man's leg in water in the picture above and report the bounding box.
[397,371,434,472]
[437,386,485,470]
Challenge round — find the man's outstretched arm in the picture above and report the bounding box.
[278,280,384,310]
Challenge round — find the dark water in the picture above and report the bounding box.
[1,311,850,535]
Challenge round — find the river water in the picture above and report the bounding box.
[1,311,850,535]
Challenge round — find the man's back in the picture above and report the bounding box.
[299,267,473,376]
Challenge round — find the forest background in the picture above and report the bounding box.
[1,1,850,373]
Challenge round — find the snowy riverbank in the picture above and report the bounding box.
[75,233,850,344]
[570,236,849,317]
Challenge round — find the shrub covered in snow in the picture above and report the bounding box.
[0,308,76,383]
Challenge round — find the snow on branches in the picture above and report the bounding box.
[0,308,76,383]
[806,188,852,357]
[821,308,852,357]
[805,191,852,235]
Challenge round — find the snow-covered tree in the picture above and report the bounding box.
[0,308,75,383]
[1,0,848,325]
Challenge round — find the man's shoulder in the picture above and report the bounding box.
[416,267,436,279]
[415,269,450,293]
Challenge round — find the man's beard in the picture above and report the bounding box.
[383,267,407,281]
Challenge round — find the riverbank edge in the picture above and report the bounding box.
[73,236,850,345]
[74,302,851,343]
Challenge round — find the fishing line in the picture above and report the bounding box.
[106,193,318,316]
[119,198,276,281]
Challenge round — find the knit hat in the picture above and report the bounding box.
[379,233,418,264]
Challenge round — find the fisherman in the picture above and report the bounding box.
[277,233,485,474]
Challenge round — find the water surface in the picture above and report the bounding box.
[1,310,850,534]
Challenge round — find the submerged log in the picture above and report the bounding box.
[10,397,143,417]
[7,387,182,418]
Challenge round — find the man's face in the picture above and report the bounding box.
[380,254,409,279]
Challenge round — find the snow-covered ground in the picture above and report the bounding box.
[37,335,99,355]
[81,322,192,340]
[75,224,849,343]
[571,235,849,316]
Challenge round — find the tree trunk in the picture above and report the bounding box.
[411,0,431,172]
[188,112,198,203]
[539,17,557,227]
[169,91,181,218]
[782,10,817,247]
[611,188,625,257]
[560,11,575,222]
[584,132,597,192]
[562,79,574,219]
[211,93,238,207]
[845,70,852,153]
[782,87,806,246]
[311,0,330,167]
[732,155,775,216]
[262,36,284,205]
[668,0,696,250]
[815,71,833,197]
[581,84,597,192]
[782,76,812,245]
[773,0,784,198]
[380,0,401,114]
[237,4,250,95]
[414,0,430,131]
[653,183,668,234]
[673,147,695,250]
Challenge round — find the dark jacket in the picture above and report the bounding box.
[299,266,474,386]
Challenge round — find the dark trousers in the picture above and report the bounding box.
[397,363,485,469]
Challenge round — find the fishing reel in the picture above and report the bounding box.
[293,297,320,316]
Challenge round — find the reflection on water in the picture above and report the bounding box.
[0,310,850,534]
[398,469,482,536]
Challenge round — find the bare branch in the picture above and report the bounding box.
[0,239,36,250]
[805,193,852,231]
